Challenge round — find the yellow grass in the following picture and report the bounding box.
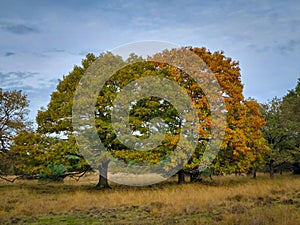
[1,173,300,224]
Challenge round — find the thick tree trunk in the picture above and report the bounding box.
[178,169,185,184]
[96,160,111,189]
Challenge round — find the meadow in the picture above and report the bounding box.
[1,173,300,225]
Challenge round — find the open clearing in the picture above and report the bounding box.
[1,173,300,225]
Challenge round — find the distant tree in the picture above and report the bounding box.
[261,98,290,177]
[261,79,300,177]
[0,89,30,175]
[281,79,300,174]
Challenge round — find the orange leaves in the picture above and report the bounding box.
[187,47,269,173]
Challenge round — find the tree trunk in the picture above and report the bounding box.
[96,160,111,189]
[253,168,257,179]
[269,161,274,178]
[178,169,185,184]
[189,172,194,182]
[293,162,300,174]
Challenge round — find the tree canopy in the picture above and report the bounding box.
[0,89,30,175]
[261,79,300,176]
[10,47,271,186]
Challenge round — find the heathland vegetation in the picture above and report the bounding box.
[1,173,300,224]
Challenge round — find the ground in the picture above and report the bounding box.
[1,173,300,225]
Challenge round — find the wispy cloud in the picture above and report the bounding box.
[46,48,65,53]
[4,52,15,57]
[277,40,300,55]
[0,71,38,89]
[0,22,39,34]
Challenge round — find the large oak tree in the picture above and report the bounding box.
[26,47,269,187]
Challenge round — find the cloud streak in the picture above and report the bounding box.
[0,71,58,91]
[277,40,300,55]
[0,71,38,89]
[0,22,39,34]
[4,52,15,57]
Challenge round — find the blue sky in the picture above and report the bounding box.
[0,0,299,121]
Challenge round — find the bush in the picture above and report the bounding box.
[38,163,67,182]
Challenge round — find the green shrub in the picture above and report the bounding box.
[38,163,67,182]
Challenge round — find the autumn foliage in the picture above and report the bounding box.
[9,47,270,184]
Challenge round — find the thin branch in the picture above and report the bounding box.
[67,170,88,181]
[65,167,90,181]
[0,175,21,183]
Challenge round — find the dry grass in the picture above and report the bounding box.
[1,173,300,224]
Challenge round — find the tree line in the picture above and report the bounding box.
[0,47,299,188]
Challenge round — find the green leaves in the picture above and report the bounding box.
[38,162,67,182]
[11,130,89,180]
[261,79,300,174]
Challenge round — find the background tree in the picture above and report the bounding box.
[261,79,300,177]
[261,98,290,177]
[0,89,30,175]
[281,79,300,174]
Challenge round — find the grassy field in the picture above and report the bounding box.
[1,173,300,225]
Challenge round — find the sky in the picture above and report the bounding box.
[0,0,299,121]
